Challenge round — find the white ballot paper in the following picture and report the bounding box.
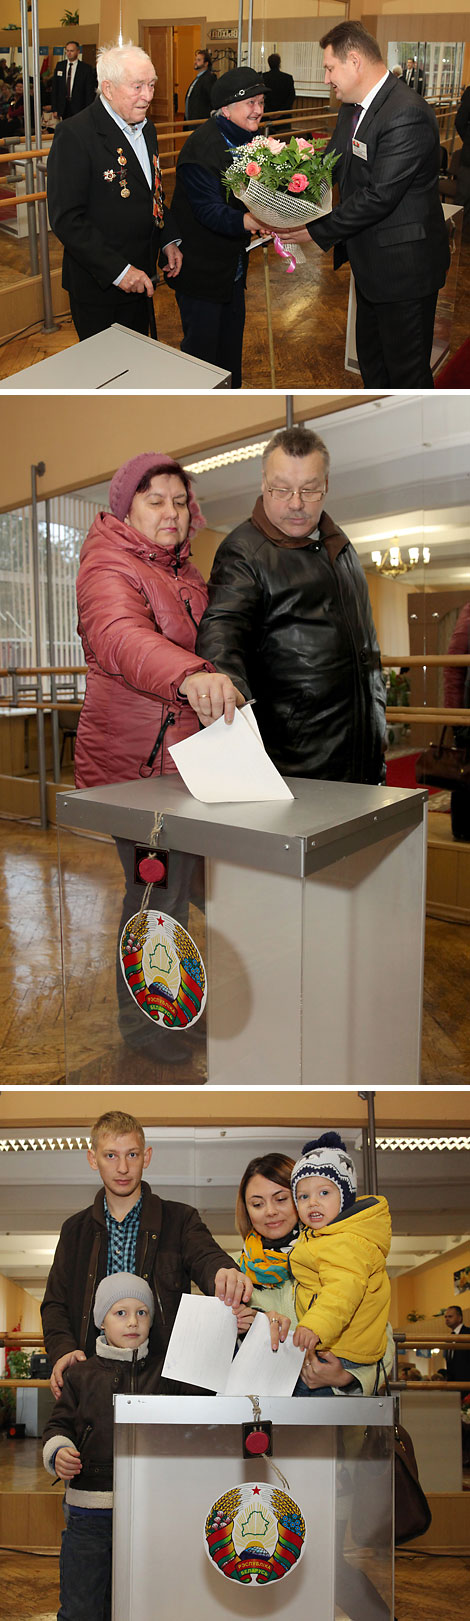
[224,1311,305,1397]
[161,1294,304,1396]
[168,704,294,804]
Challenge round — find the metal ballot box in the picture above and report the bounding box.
[56,776,427,1084]
[112,1394,394,1621]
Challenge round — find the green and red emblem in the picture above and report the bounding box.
[120,909,206,1028]
[204,1482,306,1585]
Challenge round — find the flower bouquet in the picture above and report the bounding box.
[223,134,340,268]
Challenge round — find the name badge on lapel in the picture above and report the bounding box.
[352,137,368,161]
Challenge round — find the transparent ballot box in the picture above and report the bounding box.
[112,1394,394,1621]
[56,775,427,1084]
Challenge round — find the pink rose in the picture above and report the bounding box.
[288,173,309,193]
[296,138,313,152]
[266,136,284,153]
[245,161,261,177]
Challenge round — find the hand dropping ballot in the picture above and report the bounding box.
[168,704,293,804]
[161,1295,304,1395]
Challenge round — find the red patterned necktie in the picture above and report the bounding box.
[66,62,72,100]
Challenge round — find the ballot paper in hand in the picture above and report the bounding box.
[168,704,294,804]
[161,1294,304,1396]
[224,1311,305,1397]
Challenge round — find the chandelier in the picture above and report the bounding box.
[371,544,430,578]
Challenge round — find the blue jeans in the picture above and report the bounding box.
[58,1511,112,1621]
[293,1355,364,1397]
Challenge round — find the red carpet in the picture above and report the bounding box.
[386,752,441,794]
[435,337,470,389]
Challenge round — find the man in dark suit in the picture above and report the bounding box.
[442,1306,470,1385]
[273,21,449,387]
[47,43,182,341]
[262,52,295,130]
[455,86,470,231]
[51,40,97,120]
[184,49,216,125]
[402,58,424,95]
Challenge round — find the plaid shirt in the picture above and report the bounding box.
[104,1192,143,1275]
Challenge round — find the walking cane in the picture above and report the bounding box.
[147,275,158,341]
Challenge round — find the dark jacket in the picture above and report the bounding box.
[184,67,217,124]
[41,1182,237,1365]
[171,115,250,302]
[47,95,177,306]
[42,1338,173,1504]
[196,501,386,782]
[51,56,97,118]
[309,74,450,303]
[262,68,295,114]
[444,1333,470,1387]
[455,87,470,168]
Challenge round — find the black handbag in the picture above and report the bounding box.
[350,1362,432,1548]
[415,725,470,789]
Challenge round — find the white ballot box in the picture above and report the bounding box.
[0,323,231,391]
[112,1394,394,1621]
[56,775,427,1084]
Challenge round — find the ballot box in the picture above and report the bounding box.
[56,775,427,1084]
[112,1394,394,1621]
[0,323,231,391]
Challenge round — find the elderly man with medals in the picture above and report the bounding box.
[47,42,182,341]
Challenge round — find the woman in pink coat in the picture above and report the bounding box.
[75,450,240,788]
[74,451,242,1075]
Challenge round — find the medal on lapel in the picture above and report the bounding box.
[153,153,164,227]
[117,147,130,199]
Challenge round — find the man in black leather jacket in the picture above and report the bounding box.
[196,425,386,781]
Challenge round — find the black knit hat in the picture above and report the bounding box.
[211,67,265,111]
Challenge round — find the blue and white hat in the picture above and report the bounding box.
[291,1133,357,1213]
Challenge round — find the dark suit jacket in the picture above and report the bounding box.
[51,56,97,118]
[455,86,470,168]
[185,68,217,124]
[309,74,450,303]
[401,66,424,95]
[444,1333,470,1386]
[47,96,177,307]
[262,68,295,114]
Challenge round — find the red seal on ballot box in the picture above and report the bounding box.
[204,1482,306,1585]
[120,910,206,1029]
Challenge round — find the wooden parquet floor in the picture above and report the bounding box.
[1,216,469,389]
[0,1547,469,1621]
[1,817,470,1085]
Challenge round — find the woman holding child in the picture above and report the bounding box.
[235,1133,393,1394]
[235,1133,395,1621]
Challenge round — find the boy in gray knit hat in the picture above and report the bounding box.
[43,1273,166,1621]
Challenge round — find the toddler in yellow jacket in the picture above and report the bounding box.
[289,1133,391,1395]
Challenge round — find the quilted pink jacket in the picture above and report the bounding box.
[74,510,214,787]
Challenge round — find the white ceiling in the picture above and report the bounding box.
[0,1124,468,1301]
[73,395,470,588]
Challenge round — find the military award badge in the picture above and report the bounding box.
[204,1482,306,1585]
[120,910,206,1028]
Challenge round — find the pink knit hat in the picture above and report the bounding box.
[109,452,205,537]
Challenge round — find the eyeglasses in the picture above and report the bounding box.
[265,484,326,504]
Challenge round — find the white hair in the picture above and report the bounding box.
[97,43,155,91]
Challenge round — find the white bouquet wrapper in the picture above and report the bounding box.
[238,175,332,265]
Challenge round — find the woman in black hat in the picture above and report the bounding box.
[171,66,265,388]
